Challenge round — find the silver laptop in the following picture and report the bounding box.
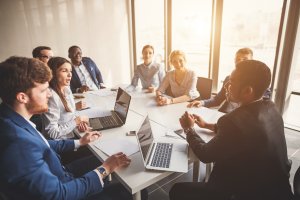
[89,87,131,130]
[136,116,188,173]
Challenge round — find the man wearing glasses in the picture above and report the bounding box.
[31,46,54,131]
[32,46,53,63]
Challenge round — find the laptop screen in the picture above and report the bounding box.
[114,87,131,123]
[136,116,154,162]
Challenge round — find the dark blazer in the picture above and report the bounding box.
[0,103,102,200]
[187,100,293,200]
[70,57,104,93]
[202,75,272,113]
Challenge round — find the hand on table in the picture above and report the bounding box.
[102,152,131,174]
[187,100,203,108]
[79,85,90,93]
[79,131,102,146]
[75,100,87,110]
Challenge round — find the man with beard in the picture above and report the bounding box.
[0,57,147,200]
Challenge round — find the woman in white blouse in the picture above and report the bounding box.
[42,57,89,139]
[156,50,199,106]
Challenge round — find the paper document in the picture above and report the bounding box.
[94,138,139,156]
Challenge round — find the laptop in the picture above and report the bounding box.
[89,87,131,130]
[136,116,188,173]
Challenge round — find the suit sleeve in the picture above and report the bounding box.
[187,115,243,163]
[203,76,229,107]
[90,58,104,84]
[3,138,102,200]
[48,139,75,153]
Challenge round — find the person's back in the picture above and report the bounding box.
[209,100,292,199]
[173,60,292,200]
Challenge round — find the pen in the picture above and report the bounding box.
[173,129,186,140]
[81,107,90,110]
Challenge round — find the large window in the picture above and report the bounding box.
[135,0,164,68]
[172,0,212,77]
[218,0,283,90]
[284,19,300,130]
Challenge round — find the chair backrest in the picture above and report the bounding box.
[294,165,300,198]
[196,77,213,100]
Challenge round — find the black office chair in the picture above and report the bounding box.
[196,77,213,100]
[294,165,300,199]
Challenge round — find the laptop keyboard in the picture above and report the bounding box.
[99,116,118,127]
[150,143,173,168]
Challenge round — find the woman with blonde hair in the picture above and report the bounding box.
[156,50,199,106]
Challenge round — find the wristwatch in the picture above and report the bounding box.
[97,166,108,178]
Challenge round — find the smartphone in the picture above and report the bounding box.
[126,131,136,136]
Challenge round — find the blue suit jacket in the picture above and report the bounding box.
[70,57,104,93]
[0,103,102,200]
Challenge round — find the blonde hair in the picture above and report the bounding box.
[168,50,186,66]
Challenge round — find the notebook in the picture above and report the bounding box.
[136,116,188,173]
[89,87,131,130]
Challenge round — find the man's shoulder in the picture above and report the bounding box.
[219,100,278,125]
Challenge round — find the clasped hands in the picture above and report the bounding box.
[179,111,207,132]
[156,95,172,106]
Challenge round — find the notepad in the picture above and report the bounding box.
[94,138,139,156]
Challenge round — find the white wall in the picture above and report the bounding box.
[0,0,132,86]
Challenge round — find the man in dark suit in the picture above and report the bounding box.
[68,45,105,93]
[188,48,272,113]
[170,60,293,200]
[0,57,142,200]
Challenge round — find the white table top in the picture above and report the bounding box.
[76,87,224,194]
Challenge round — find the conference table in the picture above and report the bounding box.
[76,87,224,200]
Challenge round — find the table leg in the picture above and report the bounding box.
[205,163,212,182]
[133,191,141,200]
[193,160,200,182]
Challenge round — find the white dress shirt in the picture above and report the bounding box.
[74,62,99,91]
[42,87,78,139]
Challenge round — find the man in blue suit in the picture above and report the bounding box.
[0,57,138,200]
[68,45,105,93]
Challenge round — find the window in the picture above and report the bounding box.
[218,0,283,90]
[135,0,164,68]
[172,0,212,77]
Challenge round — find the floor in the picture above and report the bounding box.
[144,127,300,200]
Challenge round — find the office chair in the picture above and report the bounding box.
[196,77,213,100]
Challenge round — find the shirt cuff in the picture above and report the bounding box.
[93,169,105,187]
[74,140,81,149]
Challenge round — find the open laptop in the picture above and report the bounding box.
[89,87,131,130]
[136,116,188,173]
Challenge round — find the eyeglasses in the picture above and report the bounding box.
[40,55,52,59]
